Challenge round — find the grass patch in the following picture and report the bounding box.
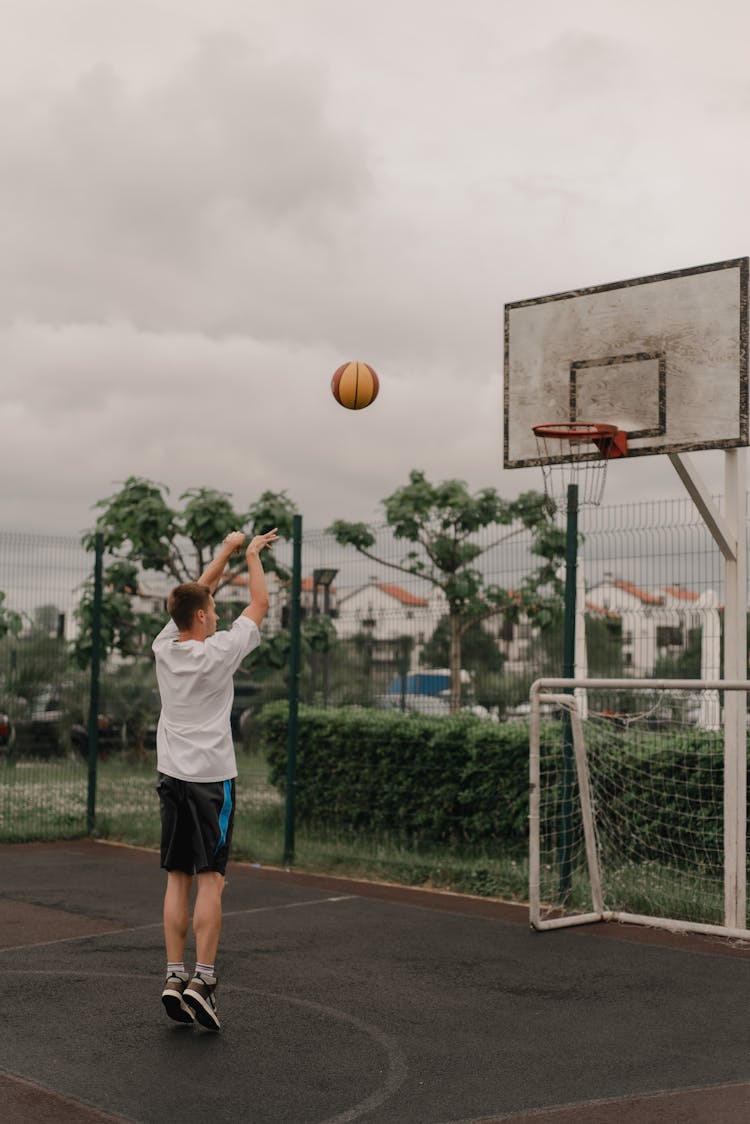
[0,758,89,841]
[537,858,725,927]
[273,825,530,901]
[602,860,724,925]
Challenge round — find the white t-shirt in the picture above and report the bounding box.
[152,614,261,782]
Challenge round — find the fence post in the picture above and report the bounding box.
[86,533,103,834]
[558,483,578,899]
[284,514,302,865]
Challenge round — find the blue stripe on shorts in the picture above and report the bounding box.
[215,780,233,853]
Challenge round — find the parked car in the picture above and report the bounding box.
[13,689,67,757]
[385,669,470,699]
[0,712,12,750]
[13,688,126,758]
[71,715,126,758]
[376,668,495,719]
[377,692,451,717]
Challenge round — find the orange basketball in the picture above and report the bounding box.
[331,361,380,410]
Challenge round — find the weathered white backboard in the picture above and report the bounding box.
[504,258,748,467]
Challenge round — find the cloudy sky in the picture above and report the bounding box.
[1,0,748,536]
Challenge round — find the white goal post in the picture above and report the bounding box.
[529,677,750,940]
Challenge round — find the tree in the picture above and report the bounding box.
[421,616,505,675]
[74,477,297,667]
[329,470,566,712]
[0,592,22,641]
[586,613,625,677]
[72,560,152,669]
[0,597,72,717]
[83,477,296,586]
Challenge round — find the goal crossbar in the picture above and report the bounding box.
[529,677,750,940]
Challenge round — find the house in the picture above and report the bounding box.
[585,576,720,677]
[218,570,289,633]
[333,579,439,672]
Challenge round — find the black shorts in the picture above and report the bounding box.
[157,774,236,876]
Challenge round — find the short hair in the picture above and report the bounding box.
[167,582,211,632]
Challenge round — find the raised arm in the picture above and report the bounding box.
[197,531,247,593]
[242,529,279,626]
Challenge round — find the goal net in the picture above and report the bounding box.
[530,677,750,938]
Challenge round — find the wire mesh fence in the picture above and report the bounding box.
[0,534,92,839]
[0,494,745,883]
[286,497,733,715]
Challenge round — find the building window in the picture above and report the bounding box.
[656,625,682,648]
[499,617,515,642]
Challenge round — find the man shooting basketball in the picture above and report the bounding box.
[153,527,278,1030]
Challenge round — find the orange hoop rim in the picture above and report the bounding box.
[532,422,619,441]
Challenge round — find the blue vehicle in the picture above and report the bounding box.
[387,669,449,698]
[379,668,490,717]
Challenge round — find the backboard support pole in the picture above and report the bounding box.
[722,448,747,929]
[668,453,736,562]
[669,449,747,929]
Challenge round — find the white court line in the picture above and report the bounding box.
[0,893,358,954]
[223,894,355,920]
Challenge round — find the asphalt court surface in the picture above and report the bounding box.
[2,841,750,1123]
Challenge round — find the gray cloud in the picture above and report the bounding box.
[0,34,373,335]
[0,0,746,538]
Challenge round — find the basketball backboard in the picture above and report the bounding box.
[504,257,748,467]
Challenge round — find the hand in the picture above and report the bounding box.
[223,530,246,553]
[247,528,279,557]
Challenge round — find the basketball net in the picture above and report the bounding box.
[532,423,627,513]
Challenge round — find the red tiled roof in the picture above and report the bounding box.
[376,583,428,607]
[664,586,699,602]
[611,579,663,605]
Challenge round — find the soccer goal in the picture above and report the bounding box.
[529,677,750,939]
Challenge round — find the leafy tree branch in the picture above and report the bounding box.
[329,470,566,712]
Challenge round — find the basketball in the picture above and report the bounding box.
[331,361,380,410]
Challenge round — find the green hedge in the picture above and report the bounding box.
[585,731,725,871]
[261,702,531,848]
[262,703,733,867]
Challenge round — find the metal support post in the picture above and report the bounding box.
[723,448,747,928]
[284,515,303,866]
[86,534,104,834]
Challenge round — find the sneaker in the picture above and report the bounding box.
[161,972,194,1025]
[183,974,220,1031]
